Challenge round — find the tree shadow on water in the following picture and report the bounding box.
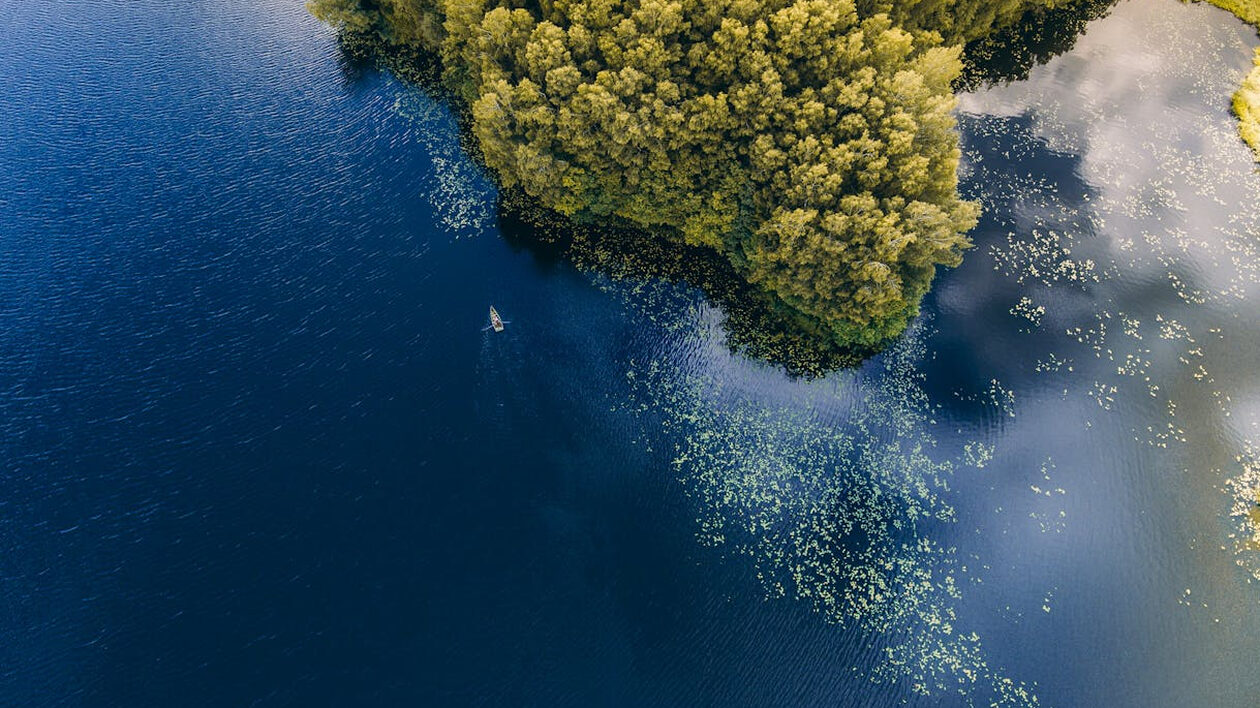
[957,0,1120,91]
[495,190,876,378]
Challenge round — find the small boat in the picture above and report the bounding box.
[489,306,505,332]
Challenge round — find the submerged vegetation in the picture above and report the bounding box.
[1201,0,1260,26]
[607,307,1039,703]
[309,0,1081,352]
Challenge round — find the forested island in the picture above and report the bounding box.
[308,0,1260,357]
[308,0,1087,353]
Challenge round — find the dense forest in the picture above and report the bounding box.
[309,0,1070,349]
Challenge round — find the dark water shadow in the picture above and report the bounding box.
[495,190,874,377]
[957,0,1120,91]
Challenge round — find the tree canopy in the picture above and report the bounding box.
[311,0,1062,349]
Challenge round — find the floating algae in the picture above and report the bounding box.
[392,91,495,237]
[614,313,1039,705]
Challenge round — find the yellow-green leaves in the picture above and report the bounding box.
[307,0,375,33]
[1233,49,1260,161]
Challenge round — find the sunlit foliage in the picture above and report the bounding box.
[1196,0,1260,160]
[310,0,443,47]
[1200,0,1260,27]
[1233,49,1260,160]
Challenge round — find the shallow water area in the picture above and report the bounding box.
[2,0,1260,706]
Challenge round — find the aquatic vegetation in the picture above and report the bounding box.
[311,0,1260,698]
[1028,459,1068,534]
[393,92,496,237]
[621,322,1038,704]
[1010,297,1045,329]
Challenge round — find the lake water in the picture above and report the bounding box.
[3,0,1259,705]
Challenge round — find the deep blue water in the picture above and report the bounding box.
[4,0,1260,706]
